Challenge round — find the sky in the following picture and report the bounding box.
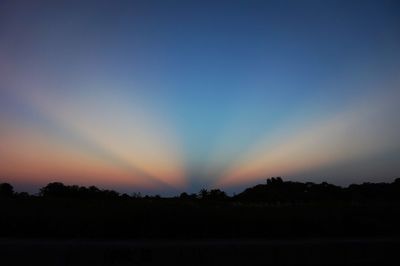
[1,0,400,195]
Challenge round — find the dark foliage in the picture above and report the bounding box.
[235,177,400,203]
[39,182,120,199]
[0,183,14,197]
[1,178,400,239]
[198,188,228,201]
[3,177,399,202]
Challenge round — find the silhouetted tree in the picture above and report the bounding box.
[40,182,68,197]
[132,192,142,198]
[39,182,121,199]
[179,192,197,200]
[266,177,283,186]
[208,189,228,200]
[4,177,400,203]
[16,192,30,198]
[101,189,120,198]
[121,193,130,199]
[0,183,14,197]
[179,192,190,199]
[198,188,209,199]
[197,188,228,200]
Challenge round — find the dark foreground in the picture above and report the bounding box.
[1,238,399,266]
[2,179,400,265]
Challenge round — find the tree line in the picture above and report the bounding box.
[1,177,400,203]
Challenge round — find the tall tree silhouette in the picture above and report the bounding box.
[0,183,14,197]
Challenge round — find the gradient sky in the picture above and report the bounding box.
[1,0,400,195]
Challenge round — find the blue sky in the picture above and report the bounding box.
[1,0,400,194]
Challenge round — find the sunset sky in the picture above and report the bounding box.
[1,0,400,194]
